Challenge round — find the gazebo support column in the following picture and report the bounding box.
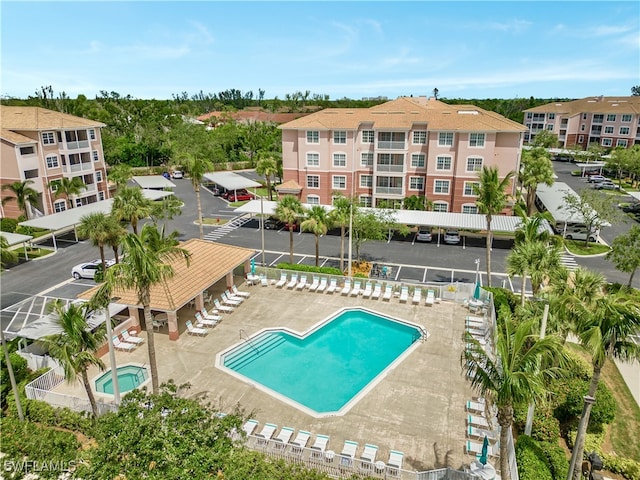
[244,259,251,276]
[168,311,179,341]
[195,294,204,312]
[226,271,234,290]
[128,307,141,333]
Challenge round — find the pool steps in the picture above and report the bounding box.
[224,333,286,370]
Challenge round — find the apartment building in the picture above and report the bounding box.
[0,106,109,219]
[279,97,526,213]
[523,96,640,149]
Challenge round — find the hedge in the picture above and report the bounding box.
[275,263,343,276]
[516,435,554,480]
[567,430,640,480]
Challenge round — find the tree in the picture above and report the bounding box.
[274,195,304,264]
[98,224,190,394]
[0,235,18,268]
[463,311,566,480]
[50,176,86,210]
[351,209,406,261]
[606,225,640,288]
[301,206,332,266]
[77,213,122,273]
[180,154,213,240]
[474,166,514,287]
[631,85,640,96]
[107,163,133,191]
[329,196,353,271]
[562,190,626,247]
[403,195,428,211]
[111,186,153,235]
[519,147,554,216]
[41,300,107,418]
[255,156,278,201]
[606,147,630,187]
[432,88,439,100]
[1,180,39,219]
[531,130,558,148]
[150,194,183,225]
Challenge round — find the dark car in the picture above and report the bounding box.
[622,203,640,214]
[264,217,284,230]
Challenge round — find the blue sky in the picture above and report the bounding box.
[2,1,638,100]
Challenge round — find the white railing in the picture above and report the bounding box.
[376,164,404,173]
[377,141,405,150]
[374,186,403,195]
[25,367,65,399]
[65,162,93,173]
[64,140,90,150]
[506,428,519,480]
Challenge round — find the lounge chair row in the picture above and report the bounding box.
[112,330,145,351]
[465,397,499,459]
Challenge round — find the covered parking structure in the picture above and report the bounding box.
[202,171,261,196]
[78,239,255,340]
[0,231,34,260]
[132,175,176,190]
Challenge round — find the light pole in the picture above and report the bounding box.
[474,258,480,286]
[347,202,353,278]
[524,300,549,435]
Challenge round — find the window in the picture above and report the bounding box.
[548,113,555,120]
[333,153,346,167]
[306,131,319,143]
[361,152,373,166]
[409,177,424,190]
[92,150,99,162]
[606,114,616,122]
[333,131,347,144]
[45,155,59,168]
[54,201,66,213]
[582,113,587,120]
[438,132,454,146]
[617,139,628,147]
[88,129,96,140]
[96,171,103,182]
[581,124,586,131]
[19,146,35,155]
[98,192,105,201]
[359,195,372,207]
[526,112,532,119]
[620,127,630,135]
[49,179,61,191]
[466,157,483,172]
[24,169,38,179]
[306,175,319,188]
[306,195,320,205]
[433,202,448,212]
[360,175,373,188]
[434,180,450,194]
[462,204,478,214]
[42,132,55,145]
[306,153,319,167]
[469,133,485,147]
[593,114,604,123]
[436,156,452,170]
[412,131,427,144]
[411,154,426,168]
[601,138,612,147]
[622,114,633,122]
[332,175,346,190]
[578,135,584,143]
[604,126,614,134]
[464,182,480,196]
[362,130,374,143]
[547,124,554,131]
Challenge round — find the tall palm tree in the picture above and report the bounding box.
[301,205,332,266]
[180,154,213,240]
[256,156,278,201]
[77,212,122,272]
[330,196,353,271]
[463,311,566,480]
[1,235,18,267]
[474,166,514,287]
[41,300,107,418]
[274,195,304,264]
[98,224,190,394]
[50,176,87,210]
[1,180,39,219]
[111,186,153,235]
[519,147,555,216]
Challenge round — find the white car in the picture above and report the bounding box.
[443,230,461,245]
[71,259,114,280]
[416,227,433,242]
[171,170,184,179]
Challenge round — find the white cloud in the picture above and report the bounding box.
[592,24,634,36]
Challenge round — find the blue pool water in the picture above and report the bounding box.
[95,365,149,394]
[222,308,421,414]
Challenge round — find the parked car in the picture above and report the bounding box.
[416,227,433,242]
[171,170,184,179]
[587,175,607,183]
[71,259,115,280]
[264,217,284,230]
[621,203,640,214]
[227,190,253,202]
[162,171,171,179]
[443,230,461,245]
[593,181,620,190]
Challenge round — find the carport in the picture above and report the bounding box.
[77,239,255,340]
[574,162,606,176]
[132,175,176,190]
[202,171,261,196]
[0,231,34,260]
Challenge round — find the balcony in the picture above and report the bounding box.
[376,141,405,150]
[63,162,94,173]
[375,163,404,173]
[64,140,90,150]
[80,183,97,194]
[374,186,403,195]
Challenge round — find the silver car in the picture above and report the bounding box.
[416,227,432,242]
[443,230,461,245]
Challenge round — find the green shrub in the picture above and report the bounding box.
[23,399,92,433]
[545,443,569,480]
[0,352,29,405]
[0,218,18,233]
[275,263,343,276]
[514,401,561,444]
[563,348,592,381]
[516,435,554,480]
[567,430,640,480]
[485,287,519,314]
[555,380,616,431]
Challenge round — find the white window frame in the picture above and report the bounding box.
[412,131,427,144]
[581,124,586,131]
[434,180,450,194]
[96,171,103,182]
[622,114,632,122]
[438,132,454,146]
[362,130,374,143]
[333,130,347,144]
[306,131,320,144]
[409,176,424,191]
[42,132,55,145]
[548,113,555,120]
[604,126,614,134]
[49,179,61,192]
[601,138,612,147]
[45,154,59,169]
[88,129,96,140]
[466,157,483,172]
[463,181,479,196]
[606,114,616,122]
[359,195,372,207]
[54,200,67,213]
[619,127,630,135]
[432,202,448,212]
[19,146,35,156]
[411,154,426,168]
[578,135,584,143]
[98,191,105,201]
[306,195,320,205]
[333,153,347,167]
[332,175,347,190]
[462,204,478,214]
[306,175,320,189]
[436,156,452,171]
[92,150,99,162]
[469,133,485,147]
[616,139,628,147]
[547,124,554,131]
[306,152,319,167]
[361,152,373,167]
[360,174,373,188]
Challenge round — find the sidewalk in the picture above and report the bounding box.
[614,358,640,407]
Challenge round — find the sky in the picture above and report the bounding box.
[1,1,639,101]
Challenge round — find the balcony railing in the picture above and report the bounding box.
[375,164,404,173]
[81,183,97,194]
[377,141,405,150]
[63,162,94,173]
[374,186,403,195]
[65,140,90,150]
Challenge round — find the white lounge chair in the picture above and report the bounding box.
[260,273,268,287]
[213,298,234,313]
[289,430,311,455]
[112,335,136,351]
[382,284,393,301]
[371,283,382,299]
[326,278,337,294]
[310,434,330,459]
[425,289,435,306]
[360,444,378,470]
[273,426,294,449]
[256,423,277,445]
[466,439,497,457]
[201,307,222,322]
[296,274,308,290]
[399,286,409,303]
[466,315,486,327]
[121,330,144,345]
[362,282,373,298]
[275,273,287,288]
[186,320,208,336]
[232,284,251,298]
[467,414,491,429]
[286,274,298,289]
[195,311,218,327]
[467,425,498,442]
[223,290,243,304]
[350,281,362,296]
[341,280,352,296]
[340,440,358,466]
[387,450,404,477]
[308,276,320,291]
[242,419,259,436]
[466,399,486,414]
[316,277,327,293]
[412,287,422,304]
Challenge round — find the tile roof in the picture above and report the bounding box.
[275,179,303,191]
[0,129,34,145]
[279,97,526,132]
[0,106,105,131]
[524,96,640,115]
[77,239,255,311]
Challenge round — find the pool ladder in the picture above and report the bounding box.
[239,329,260,354]
[416,326,429,343]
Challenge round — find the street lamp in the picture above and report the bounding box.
[474,258,480,285]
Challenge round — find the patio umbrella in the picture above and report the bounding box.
[250,258,256,276]
[473,281,481,300]
[478,435,489,466]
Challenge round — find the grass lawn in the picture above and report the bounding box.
[200,218,229,226]
[564,240,611,256]
[18,247,54,260]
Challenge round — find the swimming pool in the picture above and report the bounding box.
[218,307,424,416]
[94,364,150,395]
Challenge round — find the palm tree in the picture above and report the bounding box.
[274,195,304,264]
[1,235,18,267]
[301,206,332,266]
[519,147,554,216]
[330,196,353,271]
[256,156,278,201]
[41,300,107,418]
[474,166,514,287]
[1,180,39,219]
[50,176,87,210]
[111,186,153,235]
[180,154,213,240]
[107,163,133,191]
[77,212,121,272]
[99,224,190,394]
[463,311,566,480]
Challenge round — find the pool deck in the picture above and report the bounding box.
[59,281,478,472]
